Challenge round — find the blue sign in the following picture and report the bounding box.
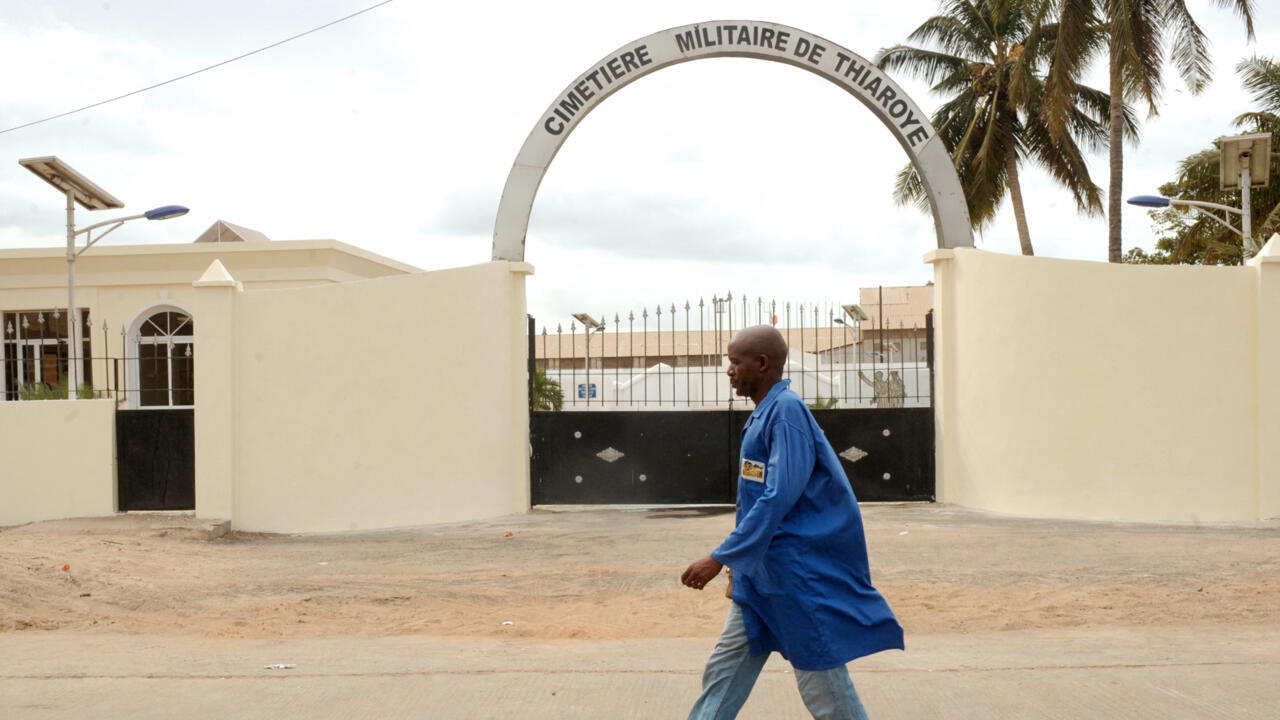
[577,383,597,399]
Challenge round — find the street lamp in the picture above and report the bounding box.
[1127,132,1272,258]
[1221,132,1271,257]
[834,304,868,364]
[571,313,605,404]
[19,156,188,398]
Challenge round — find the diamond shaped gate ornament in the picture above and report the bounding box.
[839,445,868,464]
[596,447,625,463]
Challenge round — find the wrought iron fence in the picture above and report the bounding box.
[530,294,932,411]
[2,309,193,407]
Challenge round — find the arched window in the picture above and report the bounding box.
[135,311,193,407]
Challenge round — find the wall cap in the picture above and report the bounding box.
[193,259,241,288]
[1249,234,1280,265]
[923,248,956,264]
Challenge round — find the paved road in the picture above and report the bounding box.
[3,625,1277,718]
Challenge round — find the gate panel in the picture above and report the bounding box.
[531,411,739,504]
[531,407,932,504]
[813,408,935,501]
[116,409,195,511]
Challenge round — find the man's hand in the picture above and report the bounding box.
[681,556,724,590]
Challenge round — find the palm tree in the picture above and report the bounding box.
[531,368,564,411]
[1045,0,1256,262]
[1125,55,1280,264]
[877,0,1122,255]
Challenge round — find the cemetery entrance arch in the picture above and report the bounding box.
[497,21,973,504]
[492,19,973,262]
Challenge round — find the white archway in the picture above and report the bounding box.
[493,20,973,261]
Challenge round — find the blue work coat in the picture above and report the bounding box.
[712,380,904,670]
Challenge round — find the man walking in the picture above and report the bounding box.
[682,325,903,719]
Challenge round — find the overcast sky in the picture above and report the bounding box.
[1,1,1275,329]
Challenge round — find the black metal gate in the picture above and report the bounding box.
[528,296,936,505]
[116,409,195,511]
[530,407,933,504]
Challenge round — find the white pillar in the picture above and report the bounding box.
[923,248,957,503]
[193,260,241,522]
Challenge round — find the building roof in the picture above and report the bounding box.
[858,285,933,332]
[534,284,934,361]
[533,326,866,359]
[194,220,271,244]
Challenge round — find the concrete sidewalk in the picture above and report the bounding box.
[3,625,1277,719]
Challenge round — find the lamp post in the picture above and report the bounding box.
[1128,132,1272,259]
[1220,133,1271,257]
[837,303,869,364]
[571,313,605,404]
[19,156,188,398]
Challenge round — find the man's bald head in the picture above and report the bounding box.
[729,325,789,380]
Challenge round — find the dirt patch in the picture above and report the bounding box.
[2,506,1277,640]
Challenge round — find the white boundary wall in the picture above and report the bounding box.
[929,243,1280,522]
[0,399,116,526]
[193,261,532,533]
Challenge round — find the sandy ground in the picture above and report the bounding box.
[2,504,1278,642]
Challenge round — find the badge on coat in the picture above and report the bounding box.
[741,459,765,483]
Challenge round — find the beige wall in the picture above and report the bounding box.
[0,399,116,526]
[194,261,533,533]
[0,241,418,401]
[929,246,1275,522]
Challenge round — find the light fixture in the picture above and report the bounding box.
[18,155,188,398]
[144,205,190,221]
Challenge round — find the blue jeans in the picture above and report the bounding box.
[688,603,871,720]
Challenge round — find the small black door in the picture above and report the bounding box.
[116,409,195,510]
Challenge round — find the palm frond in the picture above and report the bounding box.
[1022,115,1104,215]
[1164,0,1213,94]
[1233,111,1280,132]
[906,13,989,60]
[1212,0,1256,40]
[1235,56,1280,113]
[876,45,968,86]
[1069,83,1139,140]
[892,164,932,215]
[1258,201,1280,242]
[1112,0,1165,112]
[1043,0,1099,139]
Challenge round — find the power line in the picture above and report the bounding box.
[0,0,395,136]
